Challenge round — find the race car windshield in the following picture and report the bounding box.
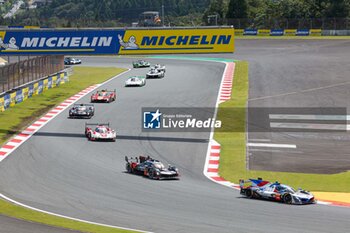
[77,106,86,111]
[96,127,107,133]
[98,92,106,96]
[280,185,296,193]
[154,162,165,170]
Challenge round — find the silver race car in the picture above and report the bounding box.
[146,67,165,78]
[125,76,146,87]
[154,64,166,73]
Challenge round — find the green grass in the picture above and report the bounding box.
[0,66,139,233]
[214,61,350,192]
[235,36,350,39]
[0,199,136,233]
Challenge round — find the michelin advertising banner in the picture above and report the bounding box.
[0,29,123,55]
[23,87,29,100]
[4,94,10,109]
[119,28,234,54]
[0,97,4,112]
[15,89,23,104]
[0,27,234,55]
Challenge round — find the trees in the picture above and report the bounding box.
[1,0,349,27]
[202,0,227,25]
[326,0,349,17]
[226,0,248,19]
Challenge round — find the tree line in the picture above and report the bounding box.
[0,0,349,27]
[205,0,349,25]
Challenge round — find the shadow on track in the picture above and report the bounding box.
[33,132,208,143]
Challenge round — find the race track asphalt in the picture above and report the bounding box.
[0,40,350,233]
[237,39,350,174]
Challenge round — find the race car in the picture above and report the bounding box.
[64,57,82,65]
[146,67,165,78]
[132,60,150,68]
[69,104,94,118]
[85,123,116,141]
[154,64,166,73]
[239,178,316,205]
[91,89,116,103]
[125,76,146,87]
[125,156,179,180]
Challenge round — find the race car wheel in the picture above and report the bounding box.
[87,132,92,141]
[126,165,132,173]
[283,194,293,204]
[148,171,153,180]
[148,170,159,180]
[245,189,254,198]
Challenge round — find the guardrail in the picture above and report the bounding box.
[0,55,64,93]
[0,70,69,112]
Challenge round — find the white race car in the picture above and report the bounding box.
[125,76,146,87]
[85,123,116,141]
[146,67,165,78]
[154,64,166,73]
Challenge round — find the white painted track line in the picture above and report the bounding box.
[247,142,297,149]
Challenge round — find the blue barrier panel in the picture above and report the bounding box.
[4,94,10,109]
[270,29,284,36]
[29,83,34,97]
[56,75,61,87]
[38,80,43,94]
[244,29,258,36]
[15,89,23,103]
[296,29,310,36]
[48,77,52,89]
[8,26,24,28]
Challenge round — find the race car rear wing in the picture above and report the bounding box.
[85,122,110,128]
[239,178,270,188]
[97,89,116,94]
[125,155,152,163]
[73,103,94,107]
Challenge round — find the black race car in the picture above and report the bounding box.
[125,156,179,180]
[69,104,94,118]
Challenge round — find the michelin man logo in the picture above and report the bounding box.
[0,37,19,50]
[118,34,139,49]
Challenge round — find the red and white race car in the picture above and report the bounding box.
[91,89,116,103]
[85,123,116,141]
